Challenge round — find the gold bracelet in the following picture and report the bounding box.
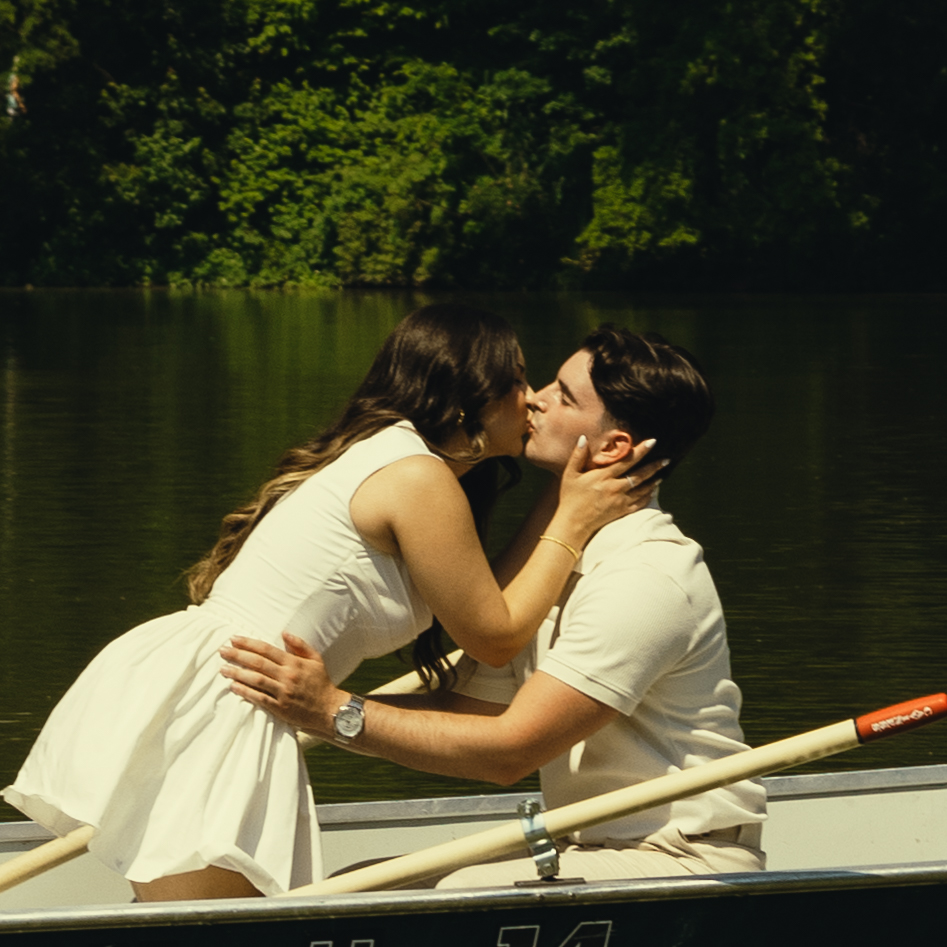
[538,534,580,562]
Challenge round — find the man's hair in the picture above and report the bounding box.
[583,325,714,479]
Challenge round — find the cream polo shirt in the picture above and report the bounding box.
[459,499,766,843]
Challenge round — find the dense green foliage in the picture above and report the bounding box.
[1,0,944,289]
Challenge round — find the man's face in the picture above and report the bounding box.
[524,349,610,473]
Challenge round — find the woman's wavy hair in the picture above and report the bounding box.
[187,303,522,689]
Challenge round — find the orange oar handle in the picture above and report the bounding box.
[855,692,947,743]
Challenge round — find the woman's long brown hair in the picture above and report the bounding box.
[187,304,522,689]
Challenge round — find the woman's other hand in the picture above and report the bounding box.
[555,436,669,538]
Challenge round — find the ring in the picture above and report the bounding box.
[626,475,637,489]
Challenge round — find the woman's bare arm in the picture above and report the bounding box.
[351,439,658,667]
[490,477,558,589]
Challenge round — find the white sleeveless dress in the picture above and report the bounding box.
[2,422,435,895]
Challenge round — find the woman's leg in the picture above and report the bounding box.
[132,866,263,901]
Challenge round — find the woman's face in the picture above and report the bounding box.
[480,347,533,459]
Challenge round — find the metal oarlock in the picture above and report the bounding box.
[517,799,560,879]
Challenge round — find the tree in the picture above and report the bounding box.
[1,0,943,289]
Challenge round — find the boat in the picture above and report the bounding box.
[0,762,944,945]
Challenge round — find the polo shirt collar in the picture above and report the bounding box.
[575,494,664,575]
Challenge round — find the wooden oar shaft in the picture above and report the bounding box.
[280,719,858,897]
[284,692,947,897]
[0,825,93,896]
[544,719,857,840]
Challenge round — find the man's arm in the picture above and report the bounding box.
[220,634,618,786]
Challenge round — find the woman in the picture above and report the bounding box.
[3,305,655,902]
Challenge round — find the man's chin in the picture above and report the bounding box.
[524,441,564,475]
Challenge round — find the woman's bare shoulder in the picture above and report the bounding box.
[351,454,463,553]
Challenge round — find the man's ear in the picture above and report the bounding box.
[589,429,634,466]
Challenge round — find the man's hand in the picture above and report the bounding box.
[220,633,342,737]
[222,634,619,785]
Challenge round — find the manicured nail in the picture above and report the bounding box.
[577,434,587,449]
[642,438,657,449]
[654,479,663,487]
[660,458,670,467]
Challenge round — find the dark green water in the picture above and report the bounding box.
[1,290,946,822]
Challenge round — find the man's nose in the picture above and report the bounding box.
[527,385,548,411]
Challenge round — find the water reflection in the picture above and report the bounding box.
[1,290,945,820]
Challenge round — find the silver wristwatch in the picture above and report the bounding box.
[333,694,366,744]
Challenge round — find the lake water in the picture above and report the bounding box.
[1,289,946,822]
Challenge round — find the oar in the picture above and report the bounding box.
[0,653,462,896]
[280,692,947,897]
[0,825,94,895]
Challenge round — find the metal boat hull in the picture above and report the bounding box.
[0,867,944,945]
[1,764,945,944]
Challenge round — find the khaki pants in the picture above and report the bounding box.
[435,824,765,889]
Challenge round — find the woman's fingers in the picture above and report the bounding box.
[564,434,589,474]
[627,437,657,469]
[556,436,672,536]
[604,448,669,516]
[625,457,670,489]
[608,441,660,478]
[586,438,667,492]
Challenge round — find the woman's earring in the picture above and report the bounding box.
[456,409,465,427]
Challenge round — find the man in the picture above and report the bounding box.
[222,325,766,884]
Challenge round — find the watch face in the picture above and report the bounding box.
[336,705,363,739]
